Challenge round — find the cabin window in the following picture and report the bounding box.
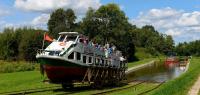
[68,52,74,59]
[98,59,100,64]
[77,52,81,60]
[83,56,86,63]
[105,60,108,66]
[102,59,104,65]
[66,36,77,42]
[89,57,92,63]
[58,35,66,42]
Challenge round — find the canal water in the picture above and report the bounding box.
[127,62,187,82]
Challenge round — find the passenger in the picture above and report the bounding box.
[88,40,93,47]
[112,45,116,52]
[105,48,109,58]
[108,47,112,54]
[83,39,87,46]
[95,43,99,48]
[98,44,101,49]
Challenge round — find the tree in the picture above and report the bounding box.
[48,8,77,38]
[81,4,135,61]
[65,8,77,31]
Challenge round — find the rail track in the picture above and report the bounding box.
[92,81,165,95]
[0,86,61,95]
[0,80,164,95]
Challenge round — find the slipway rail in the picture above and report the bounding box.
[0,86,61,95]
[92,81,165,95]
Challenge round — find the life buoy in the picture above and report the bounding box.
[59,42,65,46]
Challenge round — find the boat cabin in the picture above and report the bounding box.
[57,32,79,43]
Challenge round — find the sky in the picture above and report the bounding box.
[0,0,200,44]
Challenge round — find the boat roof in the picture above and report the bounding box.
[59,32,79,35]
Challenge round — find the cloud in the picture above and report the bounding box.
[165,29,181,36]
[131,7,200,43]
[14,0,101,15]
[31,14,50,30]
[0,9,10,16]
[31,14,49,25]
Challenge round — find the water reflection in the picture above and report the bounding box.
[127,62,186,82]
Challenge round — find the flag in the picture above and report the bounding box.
[44,33,53,42]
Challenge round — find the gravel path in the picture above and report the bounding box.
[125,60,155,74]
[188,75,200,95]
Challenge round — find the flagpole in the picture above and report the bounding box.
[42,32,45,50]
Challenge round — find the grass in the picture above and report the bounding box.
[0,60,39,73]
[199,90,200,95]
[0,71,58,93]
[147,57,200,95]
[108,83,158,95]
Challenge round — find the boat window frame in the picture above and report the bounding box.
[57,34,79,43]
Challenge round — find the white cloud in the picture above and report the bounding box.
[14,0,101,15]
[0,9,10,16]
[31,14,50,25]
[131,7,200,43]
[30,14,50,30]
[165,29,181,36]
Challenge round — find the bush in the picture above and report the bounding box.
[0,60,39,73]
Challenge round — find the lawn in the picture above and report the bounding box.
[0,71,59,93]
[148,57,200,95]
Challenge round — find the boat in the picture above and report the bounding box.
[36,32,127,88]
[164,56,179,65]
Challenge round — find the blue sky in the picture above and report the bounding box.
[0,0,200,44]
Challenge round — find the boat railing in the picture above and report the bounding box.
[37,49,61,56]
[37,49,45,55]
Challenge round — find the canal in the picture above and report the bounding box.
[127,61,187,82]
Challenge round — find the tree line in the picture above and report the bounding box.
[0,4,175,61]
[175,40,200,56]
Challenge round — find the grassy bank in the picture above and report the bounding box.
[0,60,39,73]
[148,57,200,95]
[0,71,58,93]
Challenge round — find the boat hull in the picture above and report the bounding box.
[44,65,87,83]
[37,56,88,83]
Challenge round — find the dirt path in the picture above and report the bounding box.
[125,60,155,74]
[188,75,200,95]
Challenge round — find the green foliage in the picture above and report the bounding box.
[0,60,39,73]
[48,8,77,38]
[81,4,136,61]
[134,47,152,60]
[175,41,200,56]
[0,27,44,61]
[130,25,174,56]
